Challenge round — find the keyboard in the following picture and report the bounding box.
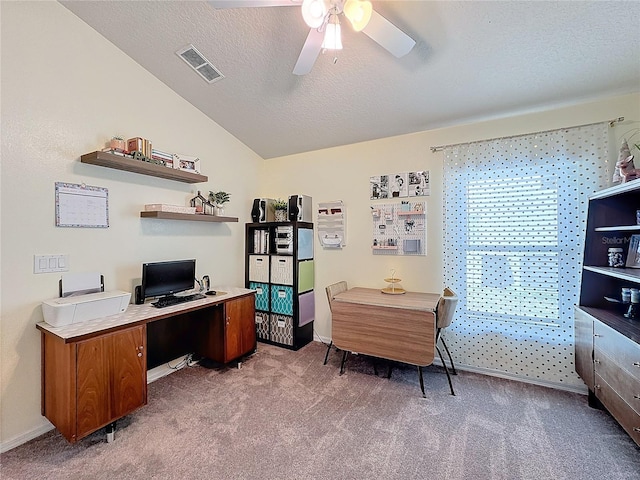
[151,293,206,308]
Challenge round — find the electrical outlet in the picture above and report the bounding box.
[34,254,69,274]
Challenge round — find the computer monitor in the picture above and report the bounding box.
[141,259,196,300]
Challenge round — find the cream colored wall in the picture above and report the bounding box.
[2,0,639,453]
[261,93,640,346]
[0,2,262,447]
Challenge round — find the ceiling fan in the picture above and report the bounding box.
[209,0,416,75]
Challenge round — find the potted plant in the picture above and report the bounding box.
[109,136,126,153]
[272,198,288,222]
[208,191,231,216]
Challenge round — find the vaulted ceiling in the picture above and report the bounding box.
[61,1,640,159]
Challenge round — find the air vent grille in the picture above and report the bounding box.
[176,44,224,84]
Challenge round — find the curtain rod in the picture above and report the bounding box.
[429,117,625,153]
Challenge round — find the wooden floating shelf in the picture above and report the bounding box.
[81,151,208,183]
[397,211,425,216]
[140,211,238,222]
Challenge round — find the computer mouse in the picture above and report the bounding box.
[205,290,217,296]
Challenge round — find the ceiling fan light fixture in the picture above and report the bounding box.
[321,12,342,50]
[343,0,372,31]
[301,0,328,29]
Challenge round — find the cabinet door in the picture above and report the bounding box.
[574,308,594,389]
[110,325,147,419]
[77,336,111,438]
[76,326,146,439]
[224,295,256,362]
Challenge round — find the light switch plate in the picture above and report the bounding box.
[34,254,69,274]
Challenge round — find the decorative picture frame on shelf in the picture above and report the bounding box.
[178,158,201,174]
[626,234,640,268]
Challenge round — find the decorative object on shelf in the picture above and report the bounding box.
[174,153,201,174]
[273,198,288,222]
[381,269,405,294]
[127,137,152,158]
[626,234,640,268]
[144,204,196,215]
[109,136,126,153]
[209,191,231,216]
[612,138,638,184]
[608,247,624,267]
[190,191,215,215]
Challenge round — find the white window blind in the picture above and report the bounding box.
[443,123,609,385]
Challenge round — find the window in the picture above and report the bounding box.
[442,123,608,384]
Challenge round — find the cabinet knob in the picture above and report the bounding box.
[593,334,602,337]
[594,384,601,390]
[634,362,640,367]
[137,352,142,357]
[594,359,600,364]
[634,427,640,433]
[634,394,640,399]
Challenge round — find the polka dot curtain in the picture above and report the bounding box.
[443,123,609,388]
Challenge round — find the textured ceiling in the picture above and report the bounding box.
[61,1,640,159]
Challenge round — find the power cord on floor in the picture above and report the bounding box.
[167,353,198,370]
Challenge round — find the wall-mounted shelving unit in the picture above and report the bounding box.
[81,151,208,183]
[140,211,238,222]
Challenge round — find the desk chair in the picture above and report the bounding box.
[387,287,459,397]
[433,287,459,395]
[324,281,348,365]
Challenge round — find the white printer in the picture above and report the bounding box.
[41,272,131,327]
[42,291,131,327]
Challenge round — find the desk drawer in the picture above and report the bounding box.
[594,321,640,383]
[594,347,640,414]
[249,282,270,312]
[595,373,640,446]
[270,314,293,346]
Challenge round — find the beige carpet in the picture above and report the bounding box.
[1,341,639,480]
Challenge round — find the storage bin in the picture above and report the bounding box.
[298,291,315,327]
[249,255,270,283]
[298,260,314,293]
[298,228,314,260]
[270,314,293,346]
[255,311,269,341]
[249,282,270,311]
[270,285,293,315]
[270,256,293,285]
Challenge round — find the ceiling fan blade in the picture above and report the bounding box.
[362,10,416,58]
[292,28,324,75]
[209,1,300,8]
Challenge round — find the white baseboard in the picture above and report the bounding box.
[312,339,588,395]
[2,356,191,453]
[147,354,196,383]
[0,422,54,454]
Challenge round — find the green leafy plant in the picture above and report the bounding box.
[272,198,288,211]
[209,191,231,206]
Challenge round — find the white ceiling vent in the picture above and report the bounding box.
[176,44,224,84]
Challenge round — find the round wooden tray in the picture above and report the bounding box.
[381,287,406,295]
[384,277,402,283]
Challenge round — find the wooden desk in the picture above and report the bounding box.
[36,287,255,443]
[332,287,439,366]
